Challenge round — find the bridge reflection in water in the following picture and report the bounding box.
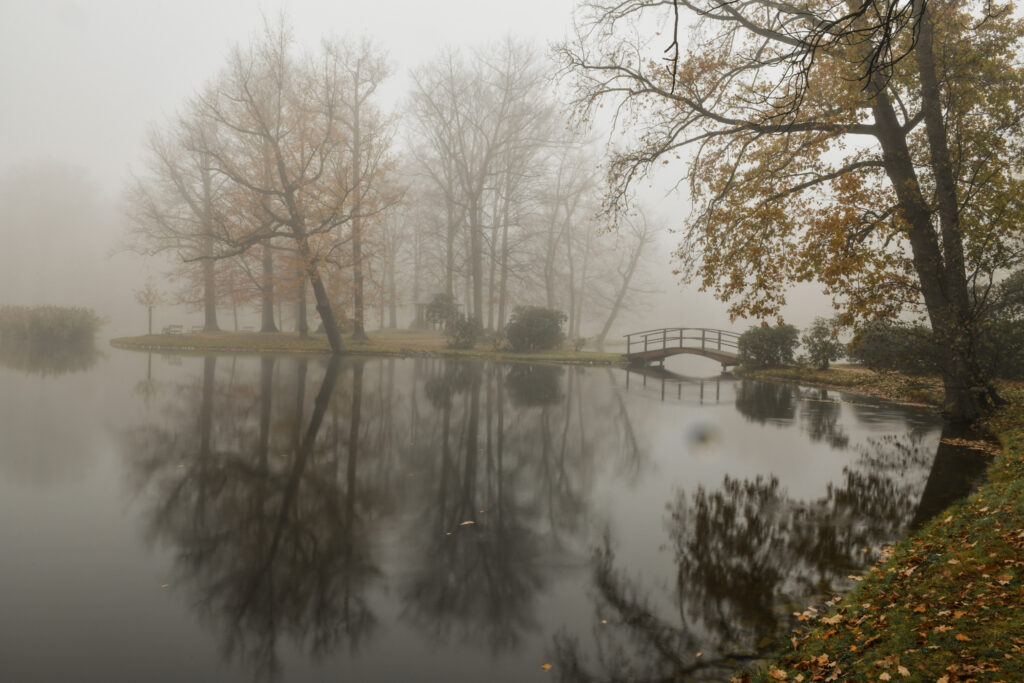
[624,364,726,404]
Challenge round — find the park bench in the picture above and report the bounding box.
[190,325,203,333]
[161,324,183,335]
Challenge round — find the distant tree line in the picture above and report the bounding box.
[126,21,656,353]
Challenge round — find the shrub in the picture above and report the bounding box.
[505,306,567,352]
[0,305,102,346]
[801,317,845,369]
[847,320,937,375]
[737,324,799,368]
[444,313,481,350]
[426,293,459,328]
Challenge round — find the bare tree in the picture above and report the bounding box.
[331,38,399,340]
[126,112,225,332]
[194,20,356,353]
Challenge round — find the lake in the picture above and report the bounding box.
[0,351,990,682]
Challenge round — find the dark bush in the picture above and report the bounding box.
[737,324,799,368]
[847,320,937,375]
[444,313,481,350]
[801,317,844,369]
[426,293,459,328]
[0,305,102,346]
[504,306,567,352]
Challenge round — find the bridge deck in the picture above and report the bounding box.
[624,328,740,368]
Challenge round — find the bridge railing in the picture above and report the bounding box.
[624,327,741,356]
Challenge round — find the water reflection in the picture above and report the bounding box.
[551,427,988,681]
[126,357,379,677]
[112,357,991,681]
[0,338,99,375]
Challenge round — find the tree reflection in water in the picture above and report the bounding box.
[0,338,99,376]
[552,431,939,681]
[126,356,380,679]
[120,360,979,683]
[123,356,636,678]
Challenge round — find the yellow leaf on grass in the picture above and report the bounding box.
[955,633,971,642]
[898,665,910,677]
[880,673,891,682]
[768,668,787,680]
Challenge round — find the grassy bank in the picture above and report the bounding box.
[736,366,1024,682]
[110,329,626,365]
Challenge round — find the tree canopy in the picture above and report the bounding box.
[560,0,1024,420]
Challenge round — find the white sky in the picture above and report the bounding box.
[0,0,578,197]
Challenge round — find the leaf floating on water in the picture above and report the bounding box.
[540,663,552,671]
[445,532,453,536]
[459,520,475,526]
[160,584,169,589]
[280,453,288,458]
[599,619,608,624]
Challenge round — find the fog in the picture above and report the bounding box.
[0,0,833,341]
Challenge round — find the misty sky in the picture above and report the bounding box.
[0,0,833,340]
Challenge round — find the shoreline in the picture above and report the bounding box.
[109,331,628,366]
[736,366,1024,681]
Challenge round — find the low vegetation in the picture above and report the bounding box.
[110,328,624,365]
[737,323,800,368]
[504,306,567,352]
[0,305,102,346]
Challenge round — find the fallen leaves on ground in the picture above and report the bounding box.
[745,380,1024,683]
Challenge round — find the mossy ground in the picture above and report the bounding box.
[110,328,625,365]
[736,367,1024,683]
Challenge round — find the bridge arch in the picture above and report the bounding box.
[624,328,740,370]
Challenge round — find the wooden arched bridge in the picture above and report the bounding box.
[625,328,740,369]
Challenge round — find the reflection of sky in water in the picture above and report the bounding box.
[0,353,973,682]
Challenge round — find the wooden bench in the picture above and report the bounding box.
[190,325,203,333]
[161,324,183,335]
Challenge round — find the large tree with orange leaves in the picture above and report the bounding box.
[560,0,1024,420]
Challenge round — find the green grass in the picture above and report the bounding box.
[735,369,1024,683]
[110,329,626,365]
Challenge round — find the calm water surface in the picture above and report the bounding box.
[0,351,989,682]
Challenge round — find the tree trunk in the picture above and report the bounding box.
[200,161,220,332]
[469,195,484,325]
[497,202,511,332]
[295,258,308,338]
[202,255,219,332]
[293,228,344,354]
[596,234,644,352]
[260,240,278,333]
[869,66,993,421]
[387,248,398,328]
[351,95,367,341]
